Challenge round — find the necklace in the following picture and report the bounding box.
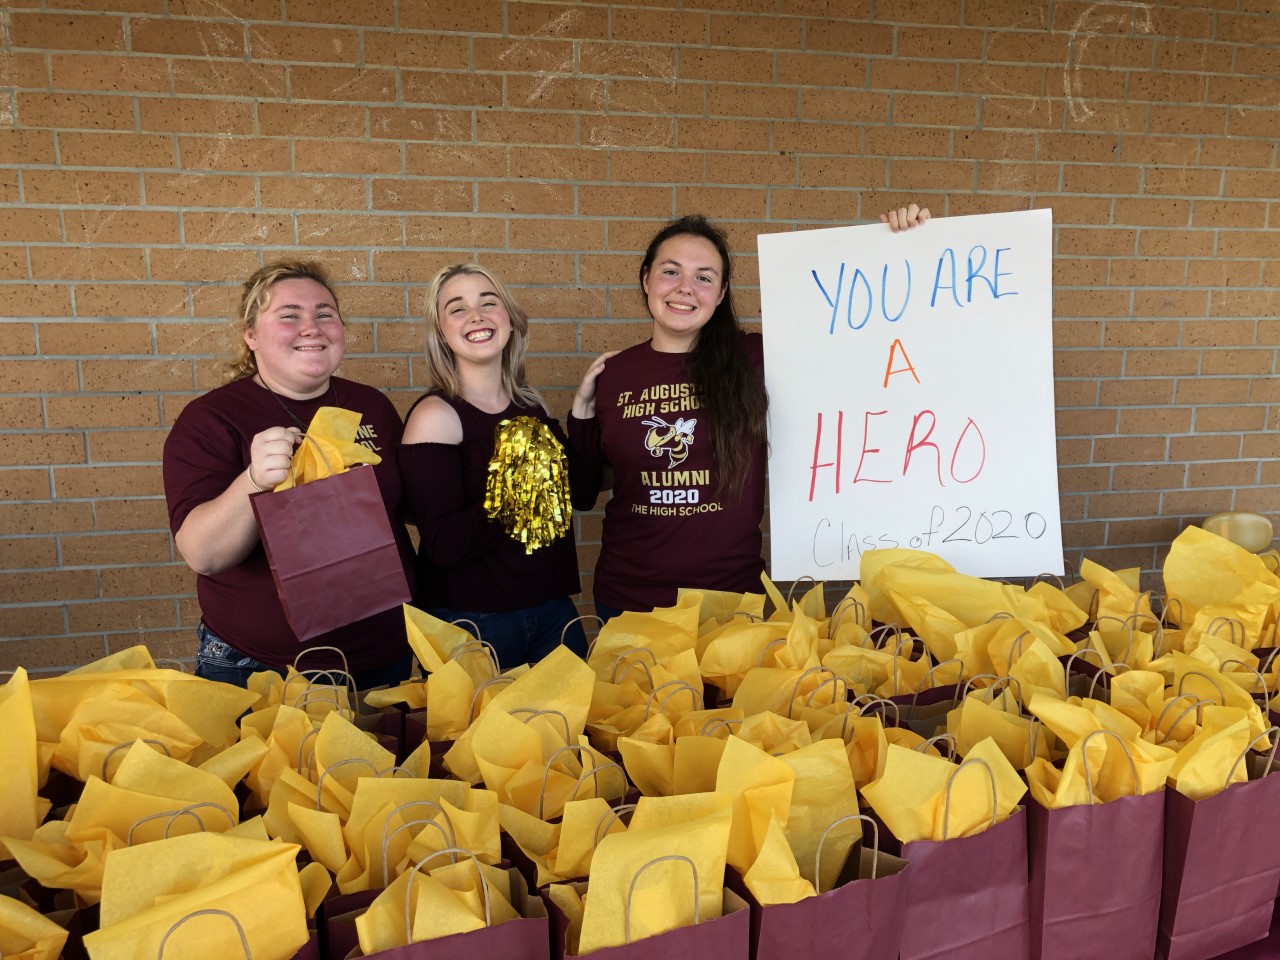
[256,374,335,431]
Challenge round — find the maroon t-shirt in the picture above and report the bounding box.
[162,375,415,672]
[569,334,766,611]
[399,392,593,613]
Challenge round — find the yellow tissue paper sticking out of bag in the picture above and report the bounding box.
[85,832,309,960]
[274,406,381,491]
[0,894,68,960]
[0,670,43,852]
[1163,525,1280,628]
[861,738,1026,844]
[578,794,732,954]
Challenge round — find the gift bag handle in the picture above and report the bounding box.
[644,679,701,719]
[1219,659,1269,701]
[609,646,658,682]
[563,614,604,652]
[699,717,742,738]
[449,639,501,681]
[1125,609,1166,659]
[567,761,632,805]
[127,801,237,846]
[1006,630,1033,668]
[291,679,356,721]
[593,801,638,847]
[1078,729,1141,802]
[405,847,492,937]
[803,674,852,711]
[1206,616,1246,648]
[539,744,627,820]
[1225,726,1280,788]
[153,658,188,673]
[829,597,867,635]
[959,674,1022,709]
[625,854,699,944]
[857,696,900,727]
[614,658,656,691]
[1092,617,1136,666]
[468,675,515,722]
[158,908,251,959]
[1086,662,1131,701]
[730,611,764,623]
[510,707,573,746]
[1027,718,1043,765]
[756,637,787,667]
[1062,647,1106,695]
[314,757,380,810]
[102,738,172,781]
[381,799,458,887]
[787,667,848,718]
[1177,669,1227,706]
[815,813,879,891]
[297,727,321,777]
[912,658,963,704]
[1154,694,1210,743]
[940,757,997,840]
[382,819,455,888]
[293,645,351,679]
[869,623,904,651]
[1032,572,1066,591]
[786,575,817,607]
[1259,648,1280,683]
[914,732,958,760]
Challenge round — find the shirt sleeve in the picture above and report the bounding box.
[399,440,504,568]
[565,413,604,510]
[162,400,246,535]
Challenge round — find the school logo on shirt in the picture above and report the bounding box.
[641,415,696,468]
[355,423,382,453]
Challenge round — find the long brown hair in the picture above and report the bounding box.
[422,263,540,408]
[225,260,339,383]
[639,216,768,493]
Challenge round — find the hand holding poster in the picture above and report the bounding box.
[758,208,1062,581]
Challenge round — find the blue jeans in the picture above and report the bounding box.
[594,600,626,625]
[430,596,587,672]
[194,622,413,690]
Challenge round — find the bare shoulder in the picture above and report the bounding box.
[403,395,463,445]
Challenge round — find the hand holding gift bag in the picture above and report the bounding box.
[251,407,411,643]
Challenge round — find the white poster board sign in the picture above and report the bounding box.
[758,209,1062,581]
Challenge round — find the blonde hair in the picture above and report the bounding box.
[225,260,340,383]
[423,263,540,408]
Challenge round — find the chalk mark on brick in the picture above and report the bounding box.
[1064,1,1154,125]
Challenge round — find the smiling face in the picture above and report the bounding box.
[436,272,513,366]
[242,277,344,398]
[642,233,727,352]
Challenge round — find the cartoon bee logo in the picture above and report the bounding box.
[641,416,696,468]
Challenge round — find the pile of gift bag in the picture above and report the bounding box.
[3,524,1280,960]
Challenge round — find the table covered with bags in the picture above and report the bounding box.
[3,524,1280,960]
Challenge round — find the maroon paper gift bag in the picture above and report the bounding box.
[336,850,549,960]
[1157,730,1280,960]
[889,757,1031,960]
[251,465,410,643]
[726,814,910,960]
[1027,731,1165,960]
[548,885,749,960]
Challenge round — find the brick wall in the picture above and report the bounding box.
[2,0,1278,672]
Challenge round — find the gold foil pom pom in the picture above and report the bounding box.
[485,415,572,554]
